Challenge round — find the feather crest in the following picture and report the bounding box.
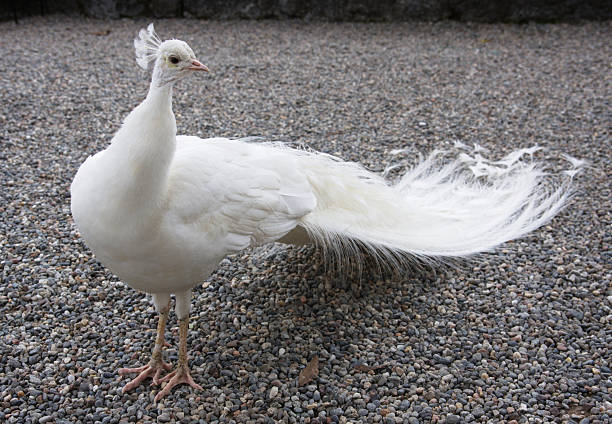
[134,23,162,70]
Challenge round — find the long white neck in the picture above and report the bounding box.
[105,80,177,211]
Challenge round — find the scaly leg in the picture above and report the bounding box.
[119,299,172,390]
[154,315,202,402]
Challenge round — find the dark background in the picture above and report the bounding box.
[3,0,612,22]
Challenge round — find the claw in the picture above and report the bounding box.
[119,359,173,392]
[154,364,202,402]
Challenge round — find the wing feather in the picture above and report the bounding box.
[165,137,316,253]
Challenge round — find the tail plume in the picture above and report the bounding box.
[298,144,583,269]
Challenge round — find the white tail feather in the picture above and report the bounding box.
[293,145,581,267]
[134,23,162,70]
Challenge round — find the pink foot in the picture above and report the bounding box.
[119,359,173,392]
[154,365,203,402]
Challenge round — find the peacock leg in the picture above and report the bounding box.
[119,296,172,391]
[154,315,202,402]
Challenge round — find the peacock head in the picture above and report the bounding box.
[134,23,209,87]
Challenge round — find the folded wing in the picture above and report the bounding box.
[165,136,316,254]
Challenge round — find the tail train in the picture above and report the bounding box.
[280,143,583,269]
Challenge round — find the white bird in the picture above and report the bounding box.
[70,24,581,401]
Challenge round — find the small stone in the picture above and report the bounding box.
[419,407,433,419]
[157,413,171,422]
[269,386,279,399]
[446,414,461,424]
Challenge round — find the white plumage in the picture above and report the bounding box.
[70,24,581,401]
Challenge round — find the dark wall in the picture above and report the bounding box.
[3,0,611,22]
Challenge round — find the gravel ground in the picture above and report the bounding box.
[1,16,611,424]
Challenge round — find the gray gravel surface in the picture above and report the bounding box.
[1,16,611,424]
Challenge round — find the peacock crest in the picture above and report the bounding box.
[134,23,162,70]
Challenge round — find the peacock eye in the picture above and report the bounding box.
[169,56,179,65]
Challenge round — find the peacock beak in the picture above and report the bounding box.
[188,60,209,72]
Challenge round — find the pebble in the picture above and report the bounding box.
[269,386,279,399]
[0,16,609,424]
[446,414,461,424]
